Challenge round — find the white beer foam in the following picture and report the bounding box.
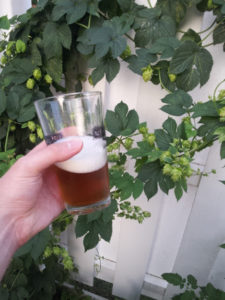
[55,136,107,173]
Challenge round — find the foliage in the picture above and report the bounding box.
[162,272,225,299]
[1,0,225,297]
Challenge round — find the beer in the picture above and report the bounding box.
[55,136,110,209]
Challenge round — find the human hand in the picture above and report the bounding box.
[0,138,82,249]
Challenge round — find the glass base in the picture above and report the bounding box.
[65,196,111,215]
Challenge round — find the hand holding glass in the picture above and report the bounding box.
[35,92,110,215]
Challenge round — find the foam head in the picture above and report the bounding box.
[55,136,107,173]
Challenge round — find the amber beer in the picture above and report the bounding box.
[55,136,110,212]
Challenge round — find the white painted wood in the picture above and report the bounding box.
[0,0,30,18]
[112,192,165,300]
[67,219,95,286]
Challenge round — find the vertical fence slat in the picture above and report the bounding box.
[112,193,165,300]
[67,220,95,286]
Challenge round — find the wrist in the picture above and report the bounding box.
[0,212,19,280]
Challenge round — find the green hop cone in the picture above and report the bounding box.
[219,107,225,118]
[112,142,120,150]
[168,73,176,82]
[27,121,36,132]
[179,157,189,167]
[182,140,191,149]
[143,211,151,218]
[44,246,52,258]
[184,166,193,177]
[44,74,52,84]
[33,68,42,80]
[29,133,37,144]
[37,127,44,139]
[16,40,26,53]
[1,55,7,64]
[107,144,114,152]
[163,164,173,175]
[53,246,61,256]
[108,153,120,162]
[160,151,171,163]
[218,89,225,100]
[120,45,132,60]
[147,134,155,146]
[124,137,133,150]
[6,49,12,56]
[191,141,198,151]
[171,168,182,182]
[10,124,16,132]
[139,126,148,134]
[88,75,94,86]
[207,0,214,9]
[138,216,144,223]
[26,78,35,89]
[142,65,153,82]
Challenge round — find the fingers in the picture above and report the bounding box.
[27,141,46,155]
[20,137,83,176]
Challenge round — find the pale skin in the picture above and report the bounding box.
[0,138,83,280]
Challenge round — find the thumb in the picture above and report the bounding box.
[23,137,83,175]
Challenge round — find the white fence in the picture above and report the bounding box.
[3,1,225,299]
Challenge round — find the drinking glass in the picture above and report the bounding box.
[34,91,111,215]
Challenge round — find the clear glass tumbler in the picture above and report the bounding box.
[34,91,111,215]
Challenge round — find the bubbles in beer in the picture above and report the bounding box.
[56,136,107,173]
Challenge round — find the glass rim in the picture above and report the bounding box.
[34,91,102,105]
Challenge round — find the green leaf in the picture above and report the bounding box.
[17,103,36,123]
[0,16,10,29]
[105,101,139,136]
[220,243,225,248]
[155,129,172,150]
[138,161,161,182]
[214,127,225,143]
[159,173,174,194]
[181,29,201,44]
[170,40,213,86]
[134,7,176,48]
[126,49,157,75]
[0,89,6,114]
[175,183,183,201]
[117,0,133,11]
[150,37,181,59]
[133,178,144,199]
[83,231,99,251]
[220,142,225,159]
[102,199,118,223]
[161,90,193,116]
[75,215,89,238]
[163,117,177,138]
[46,57,62,83]
[187,274,198,289]
[213,23,225,45]
[105,58,120,82]
[15,227,51,260]
[87,211,102,223]
[2,58,35,85]
[176,67,200,92]
[162,273,184,286]
[52,0,88,24]
[144,178,158,199]
[0,287,9,300]
[192,101,218,117]
[43,22,62,59]
[97,220,112,241]
[156,0,187,25]
[31,41,42,66]
[58,23,72,49]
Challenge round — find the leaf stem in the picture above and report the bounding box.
[200,18,225,44]
[76,14,92,30]
[202,42,214,48]
[213,79,225,101]
[198,19,216,34]
[158,69,172,94]
[4,120,11,152]
[147,0,153,8]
